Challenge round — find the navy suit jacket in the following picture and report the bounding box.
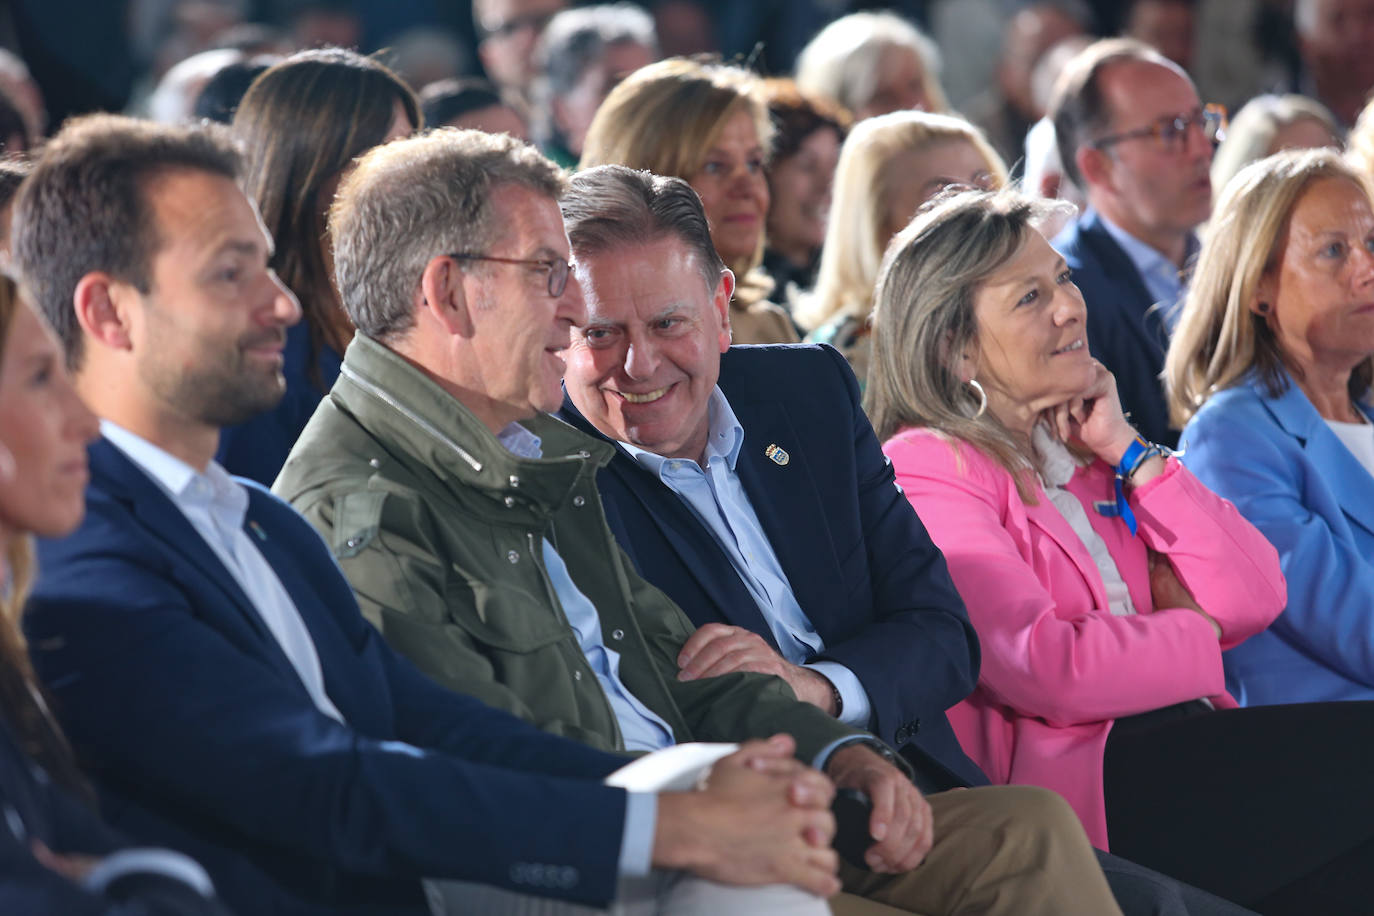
[1053,209,1178,448]
[559,344,987,791]
[27,439,632,916]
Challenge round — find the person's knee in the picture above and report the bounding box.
[983,785,1086,843]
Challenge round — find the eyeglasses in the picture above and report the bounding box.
[448,253,572,298]
[1091,104,1228,153]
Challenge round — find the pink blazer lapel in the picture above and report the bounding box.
[1066,462,1153,612]
[1022,479,1116,614]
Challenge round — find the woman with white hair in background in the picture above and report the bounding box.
[795,11,947,121]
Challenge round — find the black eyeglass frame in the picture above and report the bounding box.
[1090,104,1228,152]
[447,253,571,298]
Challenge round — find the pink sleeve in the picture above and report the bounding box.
[1131,459,1286,649]
[883,431,1226,727]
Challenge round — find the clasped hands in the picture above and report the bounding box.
[675,624,933,876]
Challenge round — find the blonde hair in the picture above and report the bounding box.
[1212,94,1340,199]
[1166,148,1374,426]
[796,111,1007,332]
[795,11,948,116]
[865,188,1072,501]
[579,57,775,304]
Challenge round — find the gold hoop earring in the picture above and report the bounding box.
[967,379,988,419]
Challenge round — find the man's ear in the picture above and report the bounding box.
[1076,145,1112,191]
[72,272,133,353]
[713,268,735,352]
[417,254,472,337]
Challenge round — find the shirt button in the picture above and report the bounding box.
[369,458,382,468]
[346,537,361,548]
[509,475,520,488]
[507,550,520,564]
[573,670,583,681]
[572,495,586,507]
[504,496,516,508]
[611,629,624,641]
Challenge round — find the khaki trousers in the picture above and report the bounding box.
[837,785,1122,916]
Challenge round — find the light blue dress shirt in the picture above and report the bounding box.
[497,423,676,756]
[1097,213,1193,332]
[618,389,873,729]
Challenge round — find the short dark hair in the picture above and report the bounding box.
[0,157,31,212]
[419,77,508,128]
[561,164,725,290]
[763,78,850,164]
[12,114,242,368]
[193,56,278,123]
[1049,37,1170,187]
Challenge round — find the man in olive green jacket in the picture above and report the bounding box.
[276,128,1122,916]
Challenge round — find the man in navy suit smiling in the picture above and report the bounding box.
[10,114,845,916]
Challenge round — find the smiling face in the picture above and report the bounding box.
[129,170,301,433]
[564,234,731,463]
[0,297,99,544]
[881,138,998,242]
[687,108,770,270]
[458,183,588,431]
[1263,176,1374,378]
[970,229,1095,434]
[766,125,842,265]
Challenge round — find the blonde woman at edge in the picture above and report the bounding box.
[797,110,1006,386]
[580,57,798,345]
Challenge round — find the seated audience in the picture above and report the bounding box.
[555,163,1263,916]
[1210,94,1339,199]
[1169,149,1374,707]
[14,112,844,916]
[0,89,31,155]
[532,3,658,167]
[274,131,1124,916]
[796,110,1006,385]
[1340,92,1374,180]
[216,48,420,486]
[869,185,1374,915]
[761,78,848,303]
[418,77,530,139]
[1290,0,1374,128]
[581,57,798,344]
[795,11,947,121]
[0,274,229,915]
[1049,38,1223,448]
[1121,0,1197,71]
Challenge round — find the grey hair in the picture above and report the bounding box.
[795,11,947,115]
[865,187,1074,501]
[561,165,724,290]
[1212,94,1340,198]
[329,128,567,341]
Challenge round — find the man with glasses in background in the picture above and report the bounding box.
[474,0,568,105]
[1049,38,1225,447]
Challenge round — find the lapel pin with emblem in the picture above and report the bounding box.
[764,443,790,466]
[249,520,268,542]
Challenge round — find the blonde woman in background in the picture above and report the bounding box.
[797,111,1006,384]
[580,57,798,344]
[795,11,947,121]
[1169,149,1374,709]
[1210,94,1339,199]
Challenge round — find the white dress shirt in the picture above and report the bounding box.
[100,421,343,722]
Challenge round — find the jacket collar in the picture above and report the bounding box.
[332,333,614,515]
[1255,372,1374,537]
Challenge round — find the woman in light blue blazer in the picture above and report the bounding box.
[1168,148,1374,706]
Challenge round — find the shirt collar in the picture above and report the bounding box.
[1095,211,1184,279]
[496,422,544,459]
[620,387,745,476]
[100,420,248,527]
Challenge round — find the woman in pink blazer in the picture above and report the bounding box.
[865,188,1374,915]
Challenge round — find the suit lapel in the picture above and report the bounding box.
[91,440,311,687]
[730,399,849,628]
[1080,211,1170,352]
[1265,380,1374,539]
[1021,481,1115,613]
